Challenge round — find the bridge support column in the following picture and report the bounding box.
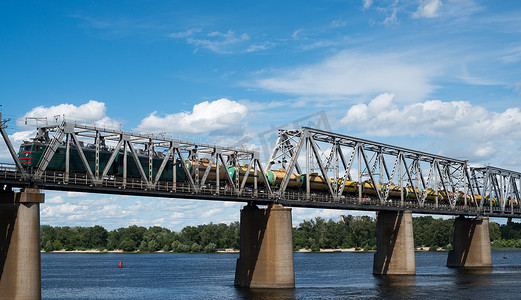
[0,188,44,300]
[373,210,415,275]
[234,203,294,288]
[447,216,492,268]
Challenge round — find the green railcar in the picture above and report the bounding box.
[18,142,187,181]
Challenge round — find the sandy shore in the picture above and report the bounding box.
[297,248,373,253]
[42,247,447,253]
[42,249,124,253]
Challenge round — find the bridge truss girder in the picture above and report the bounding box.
[10,121,270,197]
[470,166,521,215]
[267,127,477,210]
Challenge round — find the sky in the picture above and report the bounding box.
[1,0,520,230]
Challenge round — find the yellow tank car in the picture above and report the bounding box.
[484,195,498,207]
[362,181,381,196]
[228,164,267,185]
[302,173,330,191]
[438,191,449,203]
[333,179,358,194]
[456,191,466,205]
[507,198,519,208]
[187,158,229,181]
[455,192,476,206]
[473,194,482,204]
[425,188,439,201]
[382,183,402,198]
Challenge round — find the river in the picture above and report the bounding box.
[42,250,521,299]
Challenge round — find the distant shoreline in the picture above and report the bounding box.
[41,247,520,253]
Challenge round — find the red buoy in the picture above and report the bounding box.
[118,261,123,268]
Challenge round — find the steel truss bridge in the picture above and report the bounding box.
[1,119,520,219]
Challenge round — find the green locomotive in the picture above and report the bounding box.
[18,141,188,181]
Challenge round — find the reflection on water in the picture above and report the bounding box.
[454,267,493,290]
[376,275,417,299]
[455,267,493,275]
[236,288,296,300]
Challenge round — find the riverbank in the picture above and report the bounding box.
[42,246,521,253]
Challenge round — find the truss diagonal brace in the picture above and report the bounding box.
[0,123,28,179]
[34,124,66,179]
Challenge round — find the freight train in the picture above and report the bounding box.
[18,141,516,208]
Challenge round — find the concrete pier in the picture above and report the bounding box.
[0,188,44,300]
[373,210,415,275]
[447,216,492,268]
[234,204,294,288]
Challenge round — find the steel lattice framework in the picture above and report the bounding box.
[1,113,521,218]
[1,120,270,198]
[267,127,480,210]
[470,166,521,214]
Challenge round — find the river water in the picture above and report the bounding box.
[42,251,521,299]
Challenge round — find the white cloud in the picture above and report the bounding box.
[46,196,65,204]
[363,0,373,10]
[137,98,248,135]
[411,0,482,20]
[500,46,521,63]
[168,28,202,39]
[340,93,521,165]
[18,100,120,129]
[201,208,223,218]
[246,42,276,53]
[413,0,443,19]
[42,203,85,217]
[66,192,89,198]
[0,130,34,162]
[331,19,347,28]
[292,29,303,39]
[252,51,436,102]
[171,212,185,219]
[383,8,398,25]
[186,29,250,53]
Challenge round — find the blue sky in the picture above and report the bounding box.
[1,0,521,230]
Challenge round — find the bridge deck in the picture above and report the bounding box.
[1,167,519,219]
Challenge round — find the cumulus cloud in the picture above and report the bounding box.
[18,100,120,129]
[413,0,443,18]
[340,93,521,164]
[137,98,248,135]
[252,51,436,102]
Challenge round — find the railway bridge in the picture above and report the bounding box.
[1,116,521,298]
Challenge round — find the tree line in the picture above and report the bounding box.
[41,222,239,253]
[40,216,521,252]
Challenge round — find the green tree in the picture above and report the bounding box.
[44,240,53,252]
[489,221,501,241]
[204,242,217,253]
[119,239,137,252]
[52,240,63,251]
[191,242,202,253]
